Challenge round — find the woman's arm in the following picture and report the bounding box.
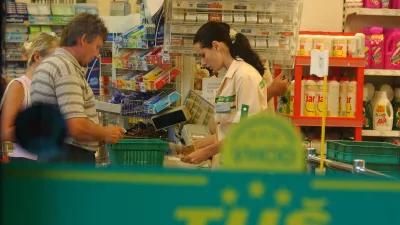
[190,134,217,150]
[182,140,221,164]
[0,82,25,142]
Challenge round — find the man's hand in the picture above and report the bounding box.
[269,72,289,97]
[103,126,125,144]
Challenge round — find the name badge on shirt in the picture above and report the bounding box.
[215,102,231,113]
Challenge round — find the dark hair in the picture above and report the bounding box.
[193,21,264,75]
[60,13,109,47]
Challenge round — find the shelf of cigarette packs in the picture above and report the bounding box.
[163,0,304,68]
[277,55,365,141]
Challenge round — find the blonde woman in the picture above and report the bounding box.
[0,32,59,160]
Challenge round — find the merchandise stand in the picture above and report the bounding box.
[288,56,365,141]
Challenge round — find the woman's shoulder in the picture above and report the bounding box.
[236,60,263,80]
[3,80,25,102]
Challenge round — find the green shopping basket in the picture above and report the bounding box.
[107,139,169,167]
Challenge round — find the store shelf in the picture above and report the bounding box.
[95,101,121,114]
[295,56,365,67]
[362,130,400,137]
[364,69,400,77]
[345,7,400,18]
[279,114,363,127]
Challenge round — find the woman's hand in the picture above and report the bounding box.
[181,141,221,164]
[181,148,213,164]
[267,72,289,100]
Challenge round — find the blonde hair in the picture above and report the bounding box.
[21,32,59,66]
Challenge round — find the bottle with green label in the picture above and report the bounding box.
[277,90,291,115]
[392,88,400,130]
[363,99,373,130]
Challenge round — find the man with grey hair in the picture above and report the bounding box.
[31,13,125,164]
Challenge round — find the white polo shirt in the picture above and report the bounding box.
[214,59,268,141]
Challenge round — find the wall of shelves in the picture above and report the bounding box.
[164,0,304,69]
[342,2,400,141]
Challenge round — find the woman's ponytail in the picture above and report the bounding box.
[230,33,264,76]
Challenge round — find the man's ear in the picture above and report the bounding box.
[78,34,87,46]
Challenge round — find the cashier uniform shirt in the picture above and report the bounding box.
[212,59,268,169]
[30,48,100,152]
[214,58,268,141]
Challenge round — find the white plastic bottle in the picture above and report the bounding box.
[379,84,394,102]
[303,76,317,116]
[373,91,394,131]
[339,77,349,117]
[289,79,295,116]
[315,77,325,116]
[347,36,357,58]
[355,33,366,58]
[327,76,340,117]
[346,78,357,118]
[372,91,381,110]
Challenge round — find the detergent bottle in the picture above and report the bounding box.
[346,78,357,118]
[370,27,385,69]
[363,28,372,69]
[384,28,400,70]
[373,91,394,131]
[379,84,394,102]
[392,88,400,130]
[363,85,373,130]
[327,76,340,117]
[364,0,382,8]
[315,77,325,116]
[303,76,317,116]
[339,77,349,117]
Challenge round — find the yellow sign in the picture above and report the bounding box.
[221,114,304,172]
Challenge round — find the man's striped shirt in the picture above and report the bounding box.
[31,48,99,152]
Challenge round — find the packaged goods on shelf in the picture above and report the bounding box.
[297,31,365,59]
[345,0,364,8]
[363,27,400,70]
[164,0,304,68]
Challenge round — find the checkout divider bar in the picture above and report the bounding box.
[307,153,396,179]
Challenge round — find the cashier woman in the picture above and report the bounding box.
[181,21,289,165]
